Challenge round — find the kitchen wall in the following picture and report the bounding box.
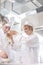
[21,12,43,28]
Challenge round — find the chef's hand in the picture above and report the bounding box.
[0,50,8,59]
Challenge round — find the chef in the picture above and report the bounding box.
[19,21,39,64]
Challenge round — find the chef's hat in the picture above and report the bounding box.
[4,23,10,27]
[2,17,9,24]
[23,21,33,27]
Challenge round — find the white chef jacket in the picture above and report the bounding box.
[19,31,39,64]
[0,28,8,50]
[0,29,16,63]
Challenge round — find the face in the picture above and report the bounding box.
[23,25,33,35]
[3,25,10,33]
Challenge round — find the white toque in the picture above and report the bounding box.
[23,21,33,27]
[4,24,10,27]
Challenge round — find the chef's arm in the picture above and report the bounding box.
[11,30,18,35]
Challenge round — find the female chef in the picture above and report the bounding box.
[19,22,39,64]
[0,14,19,63]
[0,14,11,63]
